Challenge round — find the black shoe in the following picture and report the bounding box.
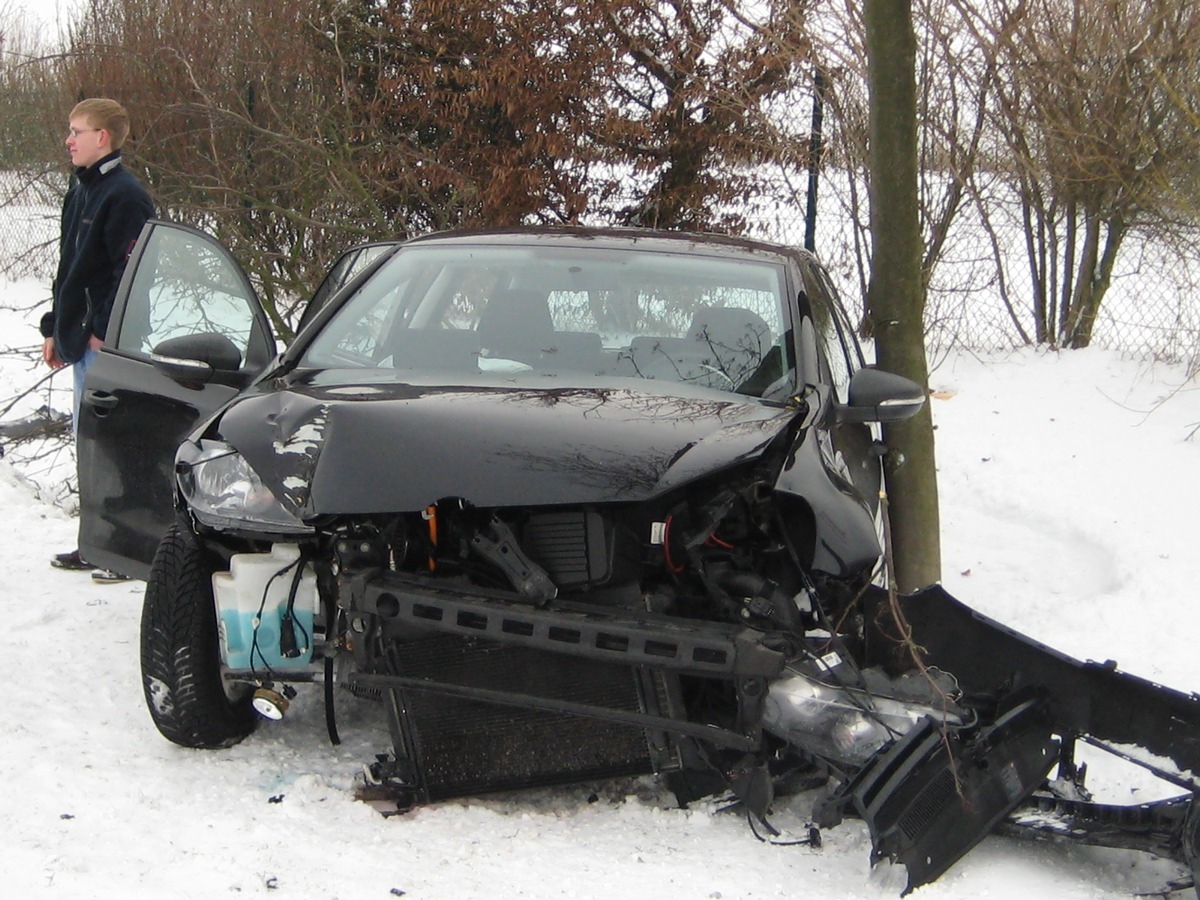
[51,549,92,571]
[91,568,131,583]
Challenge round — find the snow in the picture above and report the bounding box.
[2,275,1199,898]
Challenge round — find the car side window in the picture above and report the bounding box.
[114,226,257,364]
[298,243,397,334]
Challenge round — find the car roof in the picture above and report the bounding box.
[402,225,815,267]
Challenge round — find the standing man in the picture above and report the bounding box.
[42,98,154,578]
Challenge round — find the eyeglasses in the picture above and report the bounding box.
[67,127,101,139]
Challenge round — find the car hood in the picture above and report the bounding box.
[213,375,800,516]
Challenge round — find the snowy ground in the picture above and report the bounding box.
[2,275,1199,898]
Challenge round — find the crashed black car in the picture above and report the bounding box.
[79,224,1200,894]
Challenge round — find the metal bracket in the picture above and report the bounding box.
[470,516,558,604]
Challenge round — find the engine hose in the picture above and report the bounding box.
[324,655,340,745]
[715,570,806,634]
[278,555,312,659]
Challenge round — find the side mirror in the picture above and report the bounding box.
[150,333,243,385]
[836,366,926,424]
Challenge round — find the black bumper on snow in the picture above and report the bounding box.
[872,585,1200,785]
[860,584,1200,894]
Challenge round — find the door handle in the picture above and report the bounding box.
[85,390,119,410]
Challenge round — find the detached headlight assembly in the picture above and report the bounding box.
[177,441,312,534]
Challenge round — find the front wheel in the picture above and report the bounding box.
[139,525,256,748]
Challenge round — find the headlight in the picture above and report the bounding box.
[178,441,313,534]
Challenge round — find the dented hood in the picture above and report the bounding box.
[213,374,799,516]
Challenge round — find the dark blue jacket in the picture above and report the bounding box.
[40,151,155,365]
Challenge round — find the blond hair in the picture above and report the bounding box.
[70,98,132,150]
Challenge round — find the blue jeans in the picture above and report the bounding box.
[71,347,98,439]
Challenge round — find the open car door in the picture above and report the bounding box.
[77,221,276,580]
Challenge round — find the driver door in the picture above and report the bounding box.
[77,221,275,579]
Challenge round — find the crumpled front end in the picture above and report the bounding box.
[158,373,1200,898]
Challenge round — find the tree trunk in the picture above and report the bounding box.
[1062,211,1126,348]
[1019,186,1050,343]
[863,0,941,592]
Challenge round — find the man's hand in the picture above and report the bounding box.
[42,337,65,370]
[87,334,104,352]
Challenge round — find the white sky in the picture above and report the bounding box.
[5,0,80,38]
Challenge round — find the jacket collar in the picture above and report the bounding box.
[77,150,122,185]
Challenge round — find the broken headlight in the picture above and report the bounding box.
[177,441,312,535]
[762,662,965,766]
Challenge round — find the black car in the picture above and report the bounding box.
[78,223,1200,895]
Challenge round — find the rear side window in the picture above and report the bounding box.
[802,261,863,399]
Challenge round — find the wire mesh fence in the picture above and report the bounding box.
[3,166,1198,366]
[753,172,1200,367]
[921,219,1200,362]
[0,171,59,281]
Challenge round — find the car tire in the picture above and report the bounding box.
[139,525,257,748]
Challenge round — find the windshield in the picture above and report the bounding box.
[300,242,795,398]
